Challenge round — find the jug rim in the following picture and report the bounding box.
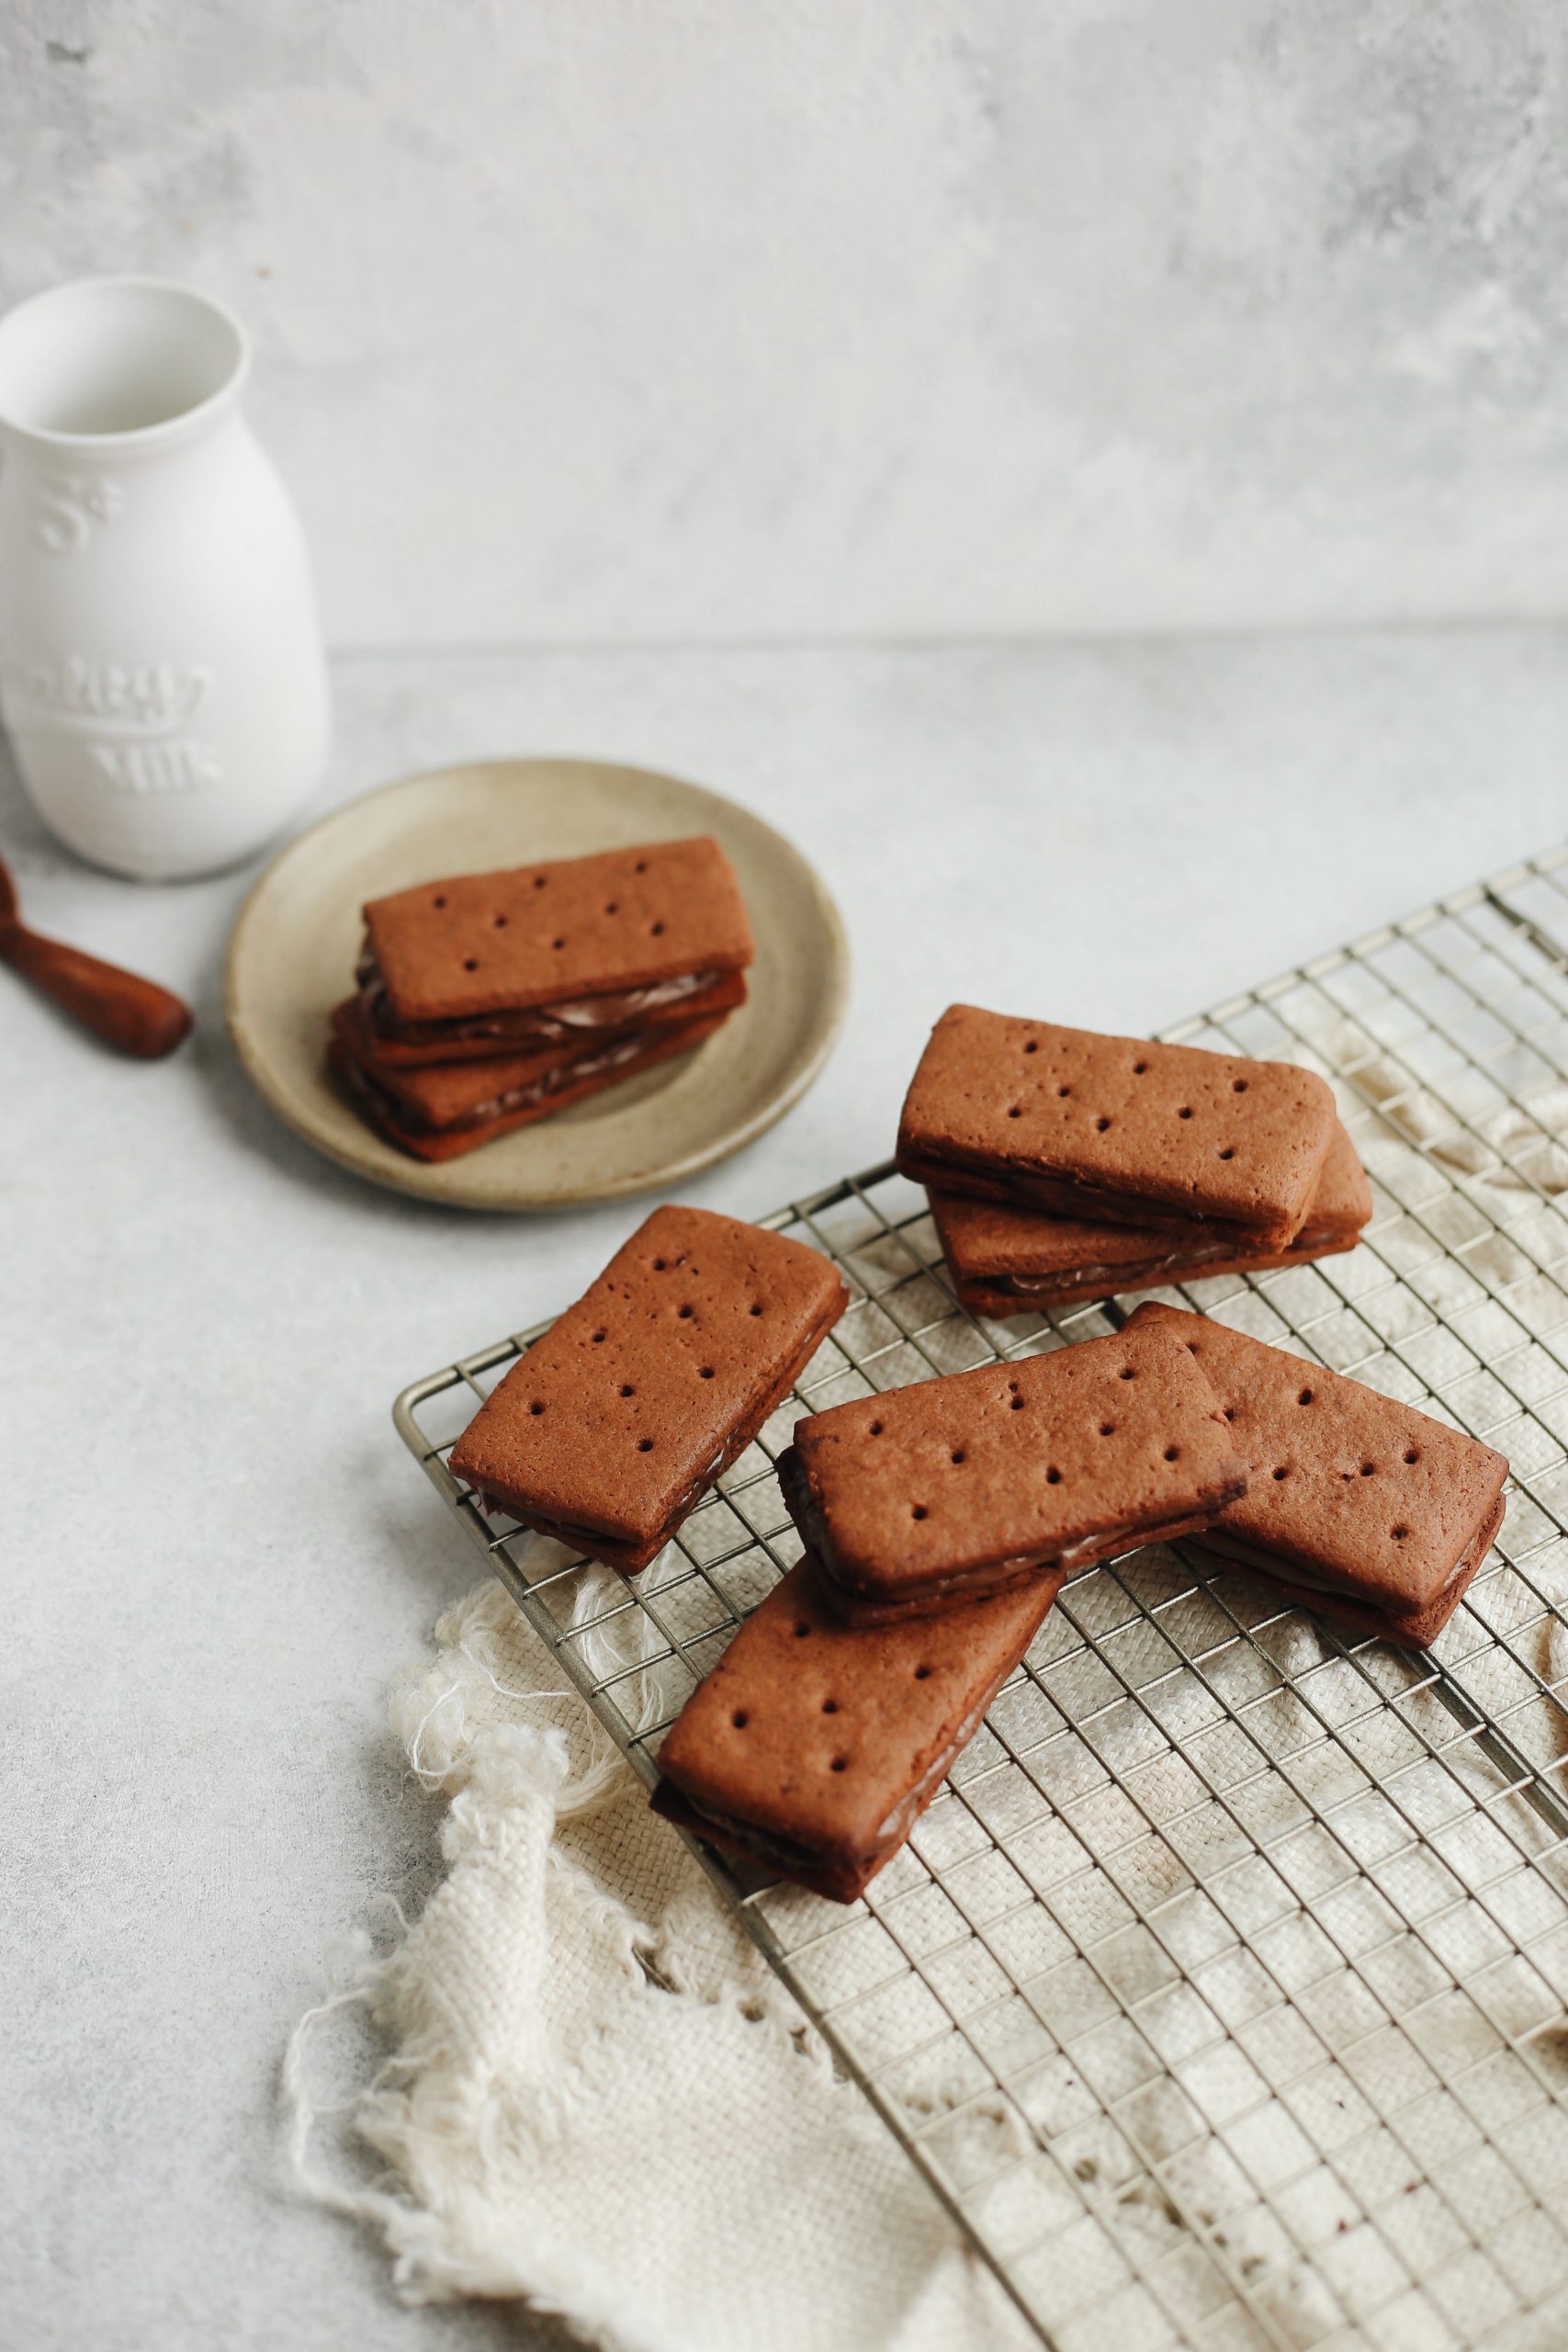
[0,275,251,455]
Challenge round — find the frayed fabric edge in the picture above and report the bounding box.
[283,1965,677,2352]
[282,1589,840,2335]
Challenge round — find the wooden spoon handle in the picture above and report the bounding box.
[2,925,193,1057]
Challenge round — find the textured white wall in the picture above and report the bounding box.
[4,0,1568,647]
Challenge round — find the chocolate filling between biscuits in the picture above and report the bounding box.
[1184,1492,1505,1618]
[901,1147,1311,1246]
[967,1220,1353,1298]
[780,1444,1247,1613]
[493,1446,731,1566]
[337,1026,663,1135]
[660,1798,847,1881]
[358,951,727,1047]
[825,1513,1230,1623]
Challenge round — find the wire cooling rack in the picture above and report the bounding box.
[394,844,1568,2352]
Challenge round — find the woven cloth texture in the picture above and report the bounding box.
[288,1573,1027,2352]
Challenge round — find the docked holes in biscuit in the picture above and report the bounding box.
[677,1304,694,1319]
[493,912,507,929]
[604,901,619,915]
[463,956,479,972]
[1096,1115,1112,1133]
[1056,1083,1071,1098]
[528,1401,546,1417]
[699,1365,715,1380]
[1008,1105,1023,1120]
[1233,1078,1248,1092]
[951,1448,966,1464]
[913,1664,931,1680]
[1392,1524,1409,1542]
[1217,1147,1235,1161]
[911,1504,928,1521]
[829,1757,848,1773]
[1045,1466,1062,1484]
[1010,1396,1025,1411]
[592,1328,607,1343]
[620,1383,636,1396]
[533,875,547,889]
[731,1710,748,1729]
[793,1622,810,1637]
[433,894,447,909]
[634,859,648,874]
[821,1697,838,1713]
[1404,1446,1419,1464]
[1133,1060,1148,1075]
[1164,1445,1179,1462]
[750,1303,763,1317]
[1359,1461,1375,1477]
[1272,1465,1289,1481]
[552,936,566,950]
[1023,1039,1038,1054]
[653,1256,668,1271]
[1119,1366,1136,1380]
[1177,1105,1193,1120]
[637,1437,654,1453]
[1298,1388,1314,1406]
[1099,1422,1114,1438]
[868,1419,883,1435]
[650,921,666,937]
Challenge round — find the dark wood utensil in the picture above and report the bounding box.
[0,855,193,1058]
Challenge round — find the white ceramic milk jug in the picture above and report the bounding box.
[0,277,330,879]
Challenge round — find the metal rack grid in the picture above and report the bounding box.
[394,843,1568,2352]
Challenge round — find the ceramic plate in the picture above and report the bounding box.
[225,757,849,1209]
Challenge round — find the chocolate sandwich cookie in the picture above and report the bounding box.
[650,1549,1060,1903]
[447,1206,848,1570]
[897,1008,1337,1250]
[329,1002,730,1162]
[357,837,754,1059]
[1123,1302,1509,1646]
[932,1121,1372,1317]
[777,1319,1247,1624]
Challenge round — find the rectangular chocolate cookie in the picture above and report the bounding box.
[447,1205,848,1570]
[777,1318,1247,1623]
[358,837,753,1056]
[650,1548,1060,1903]
[328,1001,731,1162]
[897,1007,1337,1250]
[1123,1301,1509,1646]
[932,1121,1372,1317]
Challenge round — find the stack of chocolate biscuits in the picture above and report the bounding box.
[898,1007,1373,1314]
[329,837,753,1159]
[445,1190,1508,1911]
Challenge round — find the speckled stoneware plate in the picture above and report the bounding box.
[225,757,849,1209]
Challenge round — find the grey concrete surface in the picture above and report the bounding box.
[4,5,1568,643]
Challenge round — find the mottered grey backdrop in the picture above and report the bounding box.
[4,0,1568,649]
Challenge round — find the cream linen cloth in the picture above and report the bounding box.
[288,1573,1029,2352]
